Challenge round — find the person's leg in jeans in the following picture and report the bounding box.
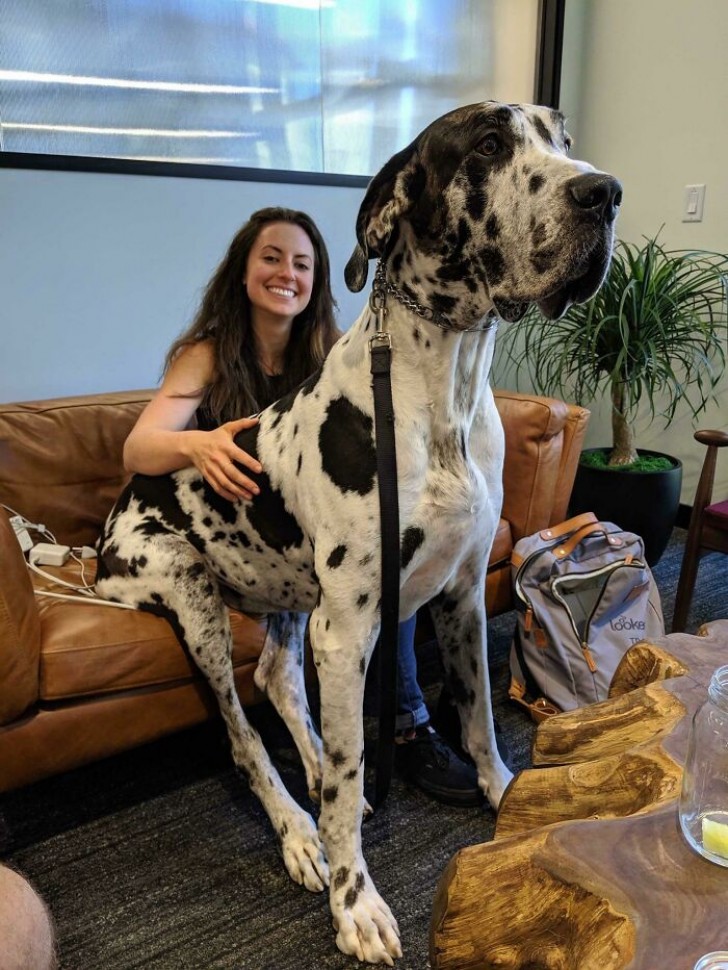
[395,614,481,806]
[395,614,430,736]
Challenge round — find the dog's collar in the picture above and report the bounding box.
[371,263,498,334]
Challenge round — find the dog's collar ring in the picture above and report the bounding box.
[373,262,497,335]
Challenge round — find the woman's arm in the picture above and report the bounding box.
[123,341,263,502]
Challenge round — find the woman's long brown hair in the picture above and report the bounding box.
[164,207,340,423]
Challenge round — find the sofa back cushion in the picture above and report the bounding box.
[494,389,590,542]
[0,391,152,547]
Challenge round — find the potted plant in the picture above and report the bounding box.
[494,233,728,564]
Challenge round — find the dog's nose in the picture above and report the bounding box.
[568,173,623,223]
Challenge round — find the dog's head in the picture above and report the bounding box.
[345,101,622,324]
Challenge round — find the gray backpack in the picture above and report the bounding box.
[508,512,665,719]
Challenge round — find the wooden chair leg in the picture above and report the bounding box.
[673,514,705,632]
[672,436,723,633]
[672,551,701,632]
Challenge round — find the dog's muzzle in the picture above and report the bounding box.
[497,172,623,323]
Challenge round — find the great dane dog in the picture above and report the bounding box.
[96,102,621,964]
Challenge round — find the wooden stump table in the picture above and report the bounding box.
[430,619,728,970]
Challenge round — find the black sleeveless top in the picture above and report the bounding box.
[196,374,286,430]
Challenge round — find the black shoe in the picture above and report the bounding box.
[395,726,482,807]
[433,689,511,767]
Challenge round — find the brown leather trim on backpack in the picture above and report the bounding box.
[508,677,562,723]
[513,513,599,568]
[538,511,598,543]
[553,523,626,560]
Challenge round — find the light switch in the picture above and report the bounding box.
[683,184,706,222]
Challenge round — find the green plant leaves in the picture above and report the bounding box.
[493,233,728,460]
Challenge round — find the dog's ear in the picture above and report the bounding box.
[343,244,370,294]
[344,140,424,292]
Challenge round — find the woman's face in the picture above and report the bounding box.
[244,221,316,326]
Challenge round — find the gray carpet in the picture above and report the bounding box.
[1,528,726,969]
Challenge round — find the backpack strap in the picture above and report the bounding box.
[538,511,598,542]
[512,512,600,568]
[552,523,626,560]
[511,624,543,704]
[508,674,561,723]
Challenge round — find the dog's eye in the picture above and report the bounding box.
[564,135,573,153]
[476,133,502,157]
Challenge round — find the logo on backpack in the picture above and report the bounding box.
[610,616,646,633]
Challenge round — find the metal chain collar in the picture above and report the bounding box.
[369,261,498,335]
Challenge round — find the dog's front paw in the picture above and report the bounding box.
[332,875,402,965]
[479,756,514,810]
[280,811,330,893]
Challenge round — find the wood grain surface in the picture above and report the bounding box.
[430,620,728,970]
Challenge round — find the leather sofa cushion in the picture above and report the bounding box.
[31,515,512,703]
[38,600,267,702]
[0,510,41,720]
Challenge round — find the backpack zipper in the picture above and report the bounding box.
[550,560,646,672]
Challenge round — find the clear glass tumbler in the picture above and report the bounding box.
[694,954,728,970]
[679,664,728,867]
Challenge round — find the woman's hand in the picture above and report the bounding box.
[123,342,264,502]
[188,416,263,502]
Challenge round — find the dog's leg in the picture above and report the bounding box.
[310,603,402,966]
[177,604,329,892]
[429,574,513,808]
[254,611,323,802]
[97,540,329,892]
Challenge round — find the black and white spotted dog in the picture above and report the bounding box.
[97,102,621,965]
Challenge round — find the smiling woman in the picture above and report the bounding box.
[121,206,339,499]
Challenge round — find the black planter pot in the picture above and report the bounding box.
[568,448,683,566]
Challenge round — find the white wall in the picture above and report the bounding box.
[0,168,365,401]
[578,0,728,502]
[520,0,728,504]
[576,0,728,254]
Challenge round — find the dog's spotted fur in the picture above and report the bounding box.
[97,101,621,965]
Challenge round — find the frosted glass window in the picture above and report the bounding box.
[0,0,539,177]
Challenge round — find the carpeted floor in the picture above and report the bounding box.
[1,528,725,969]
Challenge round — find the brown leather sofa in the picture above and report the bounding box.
[0,389,589,792]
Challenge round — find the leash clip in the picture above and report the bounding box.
[369,261,391,349]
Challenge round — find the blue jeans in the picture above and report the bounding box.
[395,614,430,734]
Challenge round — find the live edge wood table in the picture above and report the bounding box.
[430,619,728,970]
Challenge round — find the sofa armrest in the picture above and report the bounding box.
[0,508,41,724]
[0,390,152,547]
[493,389,590,543]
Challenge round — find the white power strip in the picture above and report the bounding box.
[9,514,37,553]
[14,526,34,553]
[6,503,132,611]
[29,542,71,567]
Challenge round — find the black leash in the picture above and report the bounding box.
[367,267,400,810]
